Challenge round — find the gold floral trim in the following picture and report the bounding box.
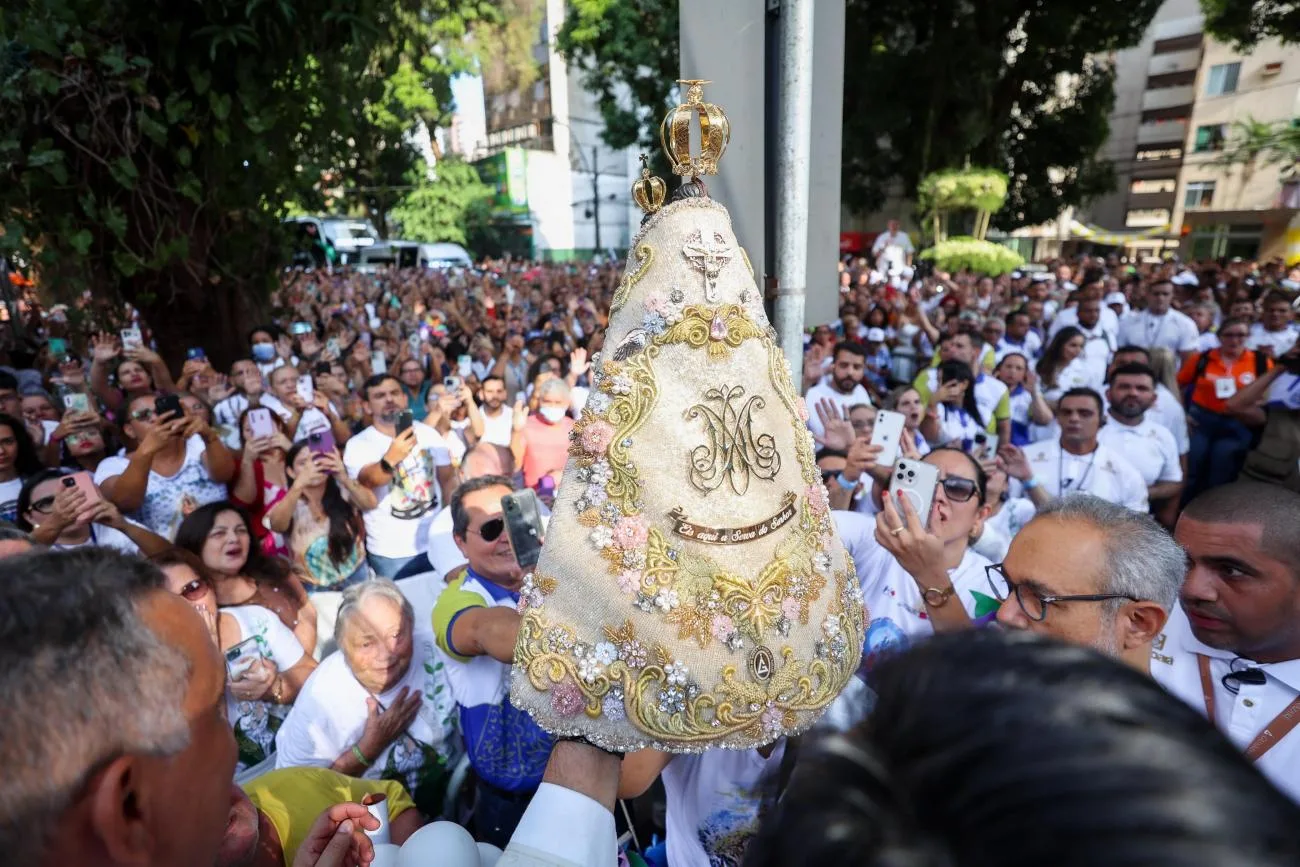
[611,243,653,313]
[660,305,764,359]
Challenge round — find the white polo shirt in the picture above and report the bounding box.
[1118,309,1199,356]
[1151,605,1300,804]
[1022,440,1149,512]
[996,332,1043,362]
[805,379,873,439]
[1248,323,1298,357]
[1097,416,1182,488]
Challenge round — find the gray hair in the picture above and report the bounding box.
[334,579,415,650]
[536,377,571,402]
[0,549,191,863]
[1038,495,1183,613]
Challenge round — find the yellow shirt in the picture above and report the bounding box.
[243,767,416,865]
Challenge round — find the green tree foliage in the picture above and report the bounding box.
[1201,0,1300,48]
[0,0,497,365]
[843,0,1162,231]
[557,0,680,175]
[389,159,494,245]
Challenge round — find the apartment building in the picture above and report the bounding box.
[1087,0,1300,261]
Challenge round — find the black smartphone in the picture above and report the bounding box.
[314,361,331,377]
[395,409,414,435]
[501,489,544,570]
[154,393,183,422]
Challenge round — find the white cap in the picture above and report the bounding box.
[1171,270,1200,286]
[866,327,887,343]
[1104,292,1127,306]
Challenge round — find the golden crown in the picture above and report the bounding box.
[631,154,666,215]
[660,79,730,178]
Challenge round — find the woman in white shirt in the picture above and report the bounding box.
[919,361,987,449]
[1036,327,1097,404]
[16,468,170,555]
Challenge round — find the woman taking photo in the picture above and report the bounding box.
[230,407,294,557]
[88,333,174,416]
[919,361,986,450]
[267,442,376,592]
[1035,326,1097,404]
[17,468,170,555]
[0,413,46,525]
[152,547,317,780]
[994,353,1053,446]
[885,386,930,458]
[176,501,318,656]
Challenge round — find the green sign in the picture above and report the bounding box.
[476,148,529,218]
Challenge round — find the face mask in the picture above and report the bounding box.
[251,343,276,362]
[538,406,566,424]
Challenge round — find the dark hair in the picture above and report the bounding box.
[248,324,281,344]
[1107,362,1157,387]
[1183,482,1300,576]
[1262,290,1292,309]
[1060,386,1105,416]
[284,441,364,566]
[0,371,17,392]
[831,341,867,363]
[937,360,983,429]
[1036,326,1085,387]
[0,413,44,480]
[927,446,987,505]
[1114,344,1151,361]
[450,474,513,539]
[746,630,1300,867]
[15,468,72,531]
[361,372,401,401]
[149,546,218,589]
[174,501,290,586]
[481,375,506,390]
[1004,309,1029,325]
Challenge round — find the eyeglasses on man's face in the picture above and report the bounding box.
[985,562,1138,622]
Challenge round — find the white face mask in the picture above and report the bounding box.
[538,405,566,424]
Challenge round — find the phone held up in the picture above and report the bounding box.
[501,489,545,570]
[890,459,940,531]
[395,409,414,436]
[307,429,335,459]
[870,409,907,467]
[154,393,184,423]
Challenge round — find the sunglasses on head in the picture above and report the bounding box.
[940,476,980,503]
[472,517,506,542]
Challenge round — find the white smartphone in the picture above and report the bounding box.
[371,350,387,375]
[296,374,314,404]
[120,327,143,351]
[63,392,91,413]
[224,637,264,680]
[870,410,907,467]
[972,431,999,461]
[457,354,472,378]
[247,407,275,440]
[890,459,940,530]
[408,332,421,355]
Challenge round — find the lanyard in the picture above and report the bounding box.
[1146,312,1169,347]
[1057,447,1097,494]
[1198,655,1300,761]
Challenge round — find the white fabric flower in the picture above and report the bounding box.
[590,525,614,549]
[665,661,689,686]
[592,642,619,665]
[655,588,680,611]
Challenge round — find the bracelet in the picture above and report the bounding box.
[835,473,858,491]
[270,676,284,704]
[351,744,374,767]
[1023,476,1040,491]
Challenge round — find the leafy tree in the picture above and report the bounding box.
[1201,0,1300,48]
[557,0,680,176]
[389,158,494,245]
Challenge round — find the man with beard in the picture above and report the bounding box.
[1099,363,1183,519]
[474,375,515,448]
[1118,279,1199,364]
[804,342,871,439]
[1151,482,1300,803]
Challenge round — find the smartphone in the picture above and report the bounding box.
[314,361,331,377]
[371,350,387,375]
[154,393,183,423]
[870,410,907,467]
[501,489,545,570]
[247,407,275,439]
[325,338,341,357]
[457,354,472,378]
[971,432,999,461]
[443,375,463,392]
[224,637,264,680]
[48,337,67,357]
[890,459,940,530]
[291,321,313,336]
[296,375,314,404]
[186,347,207,361]
[307,429,335,458]
[408,332,421,355]
[62,472,101,505]
[395,409,414,436]
[120,327,143,351]
[63,392,91,413]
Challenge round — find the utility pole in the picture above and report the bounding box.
[592,145,601,254]
[773,0,814,376]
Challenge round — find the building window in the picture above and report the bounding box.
[1130,178,1178,194]
[1136,146,1183,162]
[1193,124,1227,152]
[1184,181,1216,208]
[1126,208,1172,227]
[1205,62,1241,96]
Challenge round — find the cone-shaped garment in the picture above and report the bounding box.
[510,196,864,753]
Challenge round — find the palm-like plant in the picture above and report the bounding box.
[1213,117,1278,203]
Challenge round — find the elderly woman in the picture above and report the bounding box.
[274,580,461,817]
[513,377,574,489]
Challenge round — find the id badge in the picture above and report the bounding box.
[1214,377,1237,399]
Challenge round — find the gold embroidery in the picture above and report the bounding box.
[667,491,797,544]
[685,385,781,495]
[611,244,654,313]
[660,305,763,360]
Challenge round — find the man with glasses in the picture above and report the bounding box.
[1150,481,1300,803]
[432,474,552,846]
[990,495,1182,671]
[1001,387,1148,512]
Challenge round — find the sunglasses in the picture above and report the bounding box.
[940,477,980,503]
[178,577,210,601]
[30,495,56,514]
[472,517,506,542]
[130,408,157,421]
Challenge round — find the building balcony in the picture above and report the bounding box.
[1137,119,1188,146]
[1128,191,1177,211]
[1141,85,1196,112]
[1152,15,1204,42]
[1148,48,1201,77]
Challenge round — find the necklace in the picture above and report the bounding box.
[1057,445,1098,494]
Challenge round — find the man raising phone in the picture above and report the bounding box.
[343,374,457,578]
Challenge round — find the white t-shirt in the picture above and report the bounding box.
[93,434,229,540]
[259,394,332,443]
[1021,440,1149,512]
[343,423,451,558]
[1097,417,1182,488]
[1152,384,1191,455]
[1043,356,1103,404]
[1118,310,1199,356]
[1049,305,1120,340]
[1266,372,1300,410]
[0,476,23,525]
[51,519,147,554]
[479,407,514,448]
[973,499,1037,563]
[995,332,1042,362]
[1247,323,1298,356]
[1151,605,1300,804]
[871,230,914,274]
[223,604,308,776]
[214,393,251,450]
[275,633,460,798]
[804,380,873,439]
[662,743,786,867]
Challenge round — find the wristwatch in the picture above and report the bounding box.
[922,585,956,608]
[378,457,395,475]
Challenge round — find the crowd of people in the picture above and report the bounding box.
[2,246,1300,867]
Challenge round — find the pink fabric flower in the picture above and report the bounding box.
[618,569,642,595]
[761,706,784,735]
[710,615,736,641]
[612,515,650,550]
[551,680,585,717]
[797,396,809,422]
[580,421,616,456]
[781,597,800,619]
[805,483,830,514]
[643,291,669,316]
